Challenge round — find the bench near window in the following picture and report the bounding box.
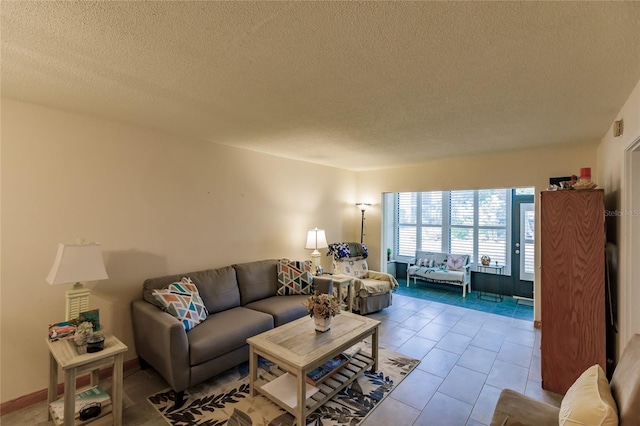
[407,251,471,297]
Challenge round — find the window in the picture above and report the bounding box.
[421,191,442,252]
[397,192,417,256]
[395,189,511,269]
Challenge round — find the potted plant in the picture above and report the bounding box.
[304,292,341,332]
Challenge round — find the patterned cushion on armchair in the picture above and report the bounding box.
[327,242,368,261]
[333,258,369,278]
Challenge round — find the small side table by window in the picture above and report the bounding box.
[476,264,505,302]
[386,261,397,277]
[47,332,128,425]
[327,274,354,312]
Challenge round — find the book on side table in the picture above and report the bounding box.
[49,385,111,422]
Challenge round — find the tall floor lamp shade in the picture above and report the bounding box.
[356,203,371,243]
[305,227,328,275]
[46,243,108,321]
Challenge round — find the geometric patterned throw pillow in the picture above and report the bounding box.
[152,277,209,331]
[277,260,314,295]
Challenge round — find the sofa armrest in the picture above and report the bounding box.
[352,271,399,297]
[131,299,191,392]
[313,275,334,295]
[368,270,399,289]
[463,264,471,284]
[490,389,559,426]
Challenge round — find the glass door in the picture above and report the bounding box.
[510,191,534,299]
[520,203,535,282]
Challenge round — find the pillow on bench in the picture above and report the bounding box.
[446,254,468,271]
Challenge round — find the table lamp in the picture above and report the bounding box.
[305,227,328,275]
[46,242,108,320]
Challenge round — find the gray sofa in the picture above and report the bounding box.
[131,259,332,406]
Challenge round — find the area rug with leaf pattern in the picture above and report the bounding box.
[147,341,419,426]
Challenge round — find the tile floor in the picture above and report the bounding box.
[1,293,560,426]
[394,278,534,321]
[359,293,561,425]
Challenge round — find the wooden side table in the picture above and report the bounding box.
[47,332,128,425]
[327,274,354,312]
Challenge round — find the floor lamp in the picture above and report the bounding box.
[46,242,109,321]
[356,203,371,243]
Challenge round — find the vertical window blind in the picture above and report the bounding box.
[396,189,510,267]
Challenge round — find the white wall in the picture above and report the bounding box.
[3,82,635,403]
[597,78,640,355]
[0,99,357,402]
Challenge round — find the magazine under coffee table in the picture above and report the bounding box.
[247,311,380,426]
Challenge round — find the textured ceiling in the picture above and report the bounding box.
[2,2,640,171]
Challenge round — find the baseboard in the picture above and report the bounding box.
[0,358,141,416]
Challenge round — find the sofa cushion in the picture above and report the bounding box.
[191,266,240,314]
[233,260,279,305]
[152,278,208,331]
[143,266,240,314]
[276,260,314,295]
[559,364,618,426]
[244,295,308,327]
[407,266,466,284]
[187,307,274,365]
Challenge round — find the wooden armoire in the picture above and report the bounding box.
[540,189,605,394]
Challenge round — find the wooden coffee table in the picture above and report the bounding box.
[247,311,380,425]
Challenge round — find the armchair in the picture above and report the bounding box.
[327,242,398,314]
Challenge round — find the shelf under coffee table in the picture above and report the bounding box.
[247,311,380,426]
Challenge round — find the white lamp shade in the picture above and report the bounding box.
[305,228,328,250]
[356,203,371,211]
[46,243,109,285]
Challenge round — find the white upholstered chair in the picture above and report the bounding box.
[328,242,398,314]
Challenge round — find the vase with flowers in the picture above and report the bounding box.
[304,292,341,332]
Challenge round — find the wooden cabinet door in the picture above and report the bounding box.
[540,190,605,394]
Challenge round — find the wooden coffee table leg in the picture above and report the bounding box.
[297,371,306,426]
[371,326,379,372]
[249,346,257,397]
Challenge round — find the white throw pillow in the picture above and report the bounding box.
[559,364,618,426]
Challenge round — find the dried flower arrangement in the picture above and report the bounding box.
[304,293,341,319]
[73,321,94,346]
